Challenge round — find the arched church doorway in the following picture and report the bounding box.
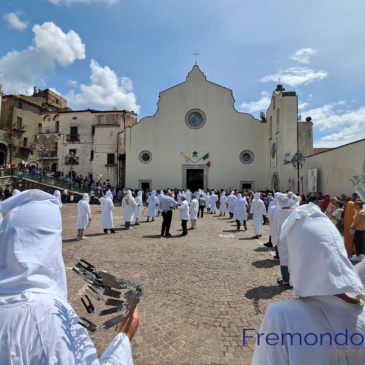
[68,170,76,179]
[271,172,280,191]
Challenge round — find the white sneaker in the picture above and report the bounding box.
[81,236,87,240]
[350,255,361,261]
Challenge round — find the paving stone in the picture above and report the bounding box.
[61,203,293,364]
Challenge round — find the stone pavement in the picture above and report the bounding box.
[62,203,293,364]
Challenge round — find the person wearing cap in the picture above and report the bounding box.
[77,193,91,240]
[252,203,365,365]
[250,192,266,239]
[0,189,139,364]
[100,191,116,234]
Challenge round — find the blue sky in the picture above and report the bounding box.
[1,0,364,147]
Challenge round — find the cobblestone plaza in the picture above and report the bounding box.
[63,203,293,364]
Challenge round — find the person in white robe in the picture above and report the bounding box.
[219,192,227,216]
[53,190,62,207]
[186,189,192,204]
[189,194,199,229]
[250,193,266,238]
[264,192,279,248]
[122,190,139,229]
[210,191,218,214]
[100,191,115,234]
[205,192,211,212]
[177,196,190,235]
[252,203,365,365]
[272,193,294,286]
[77,193,91,240]
[233,194,248,231]
[227,191,236,219]
[177,191,182,205]
[134,191,143,225]
[0,189,139,365]
[157,190,164,216]
[146,191,159,221]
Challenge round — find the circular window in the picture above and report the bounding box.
[239,150,255,164]
[185,109,206,130]
[139,150,152,164]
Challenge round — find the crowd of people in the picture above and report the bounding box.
[1,186,365,364]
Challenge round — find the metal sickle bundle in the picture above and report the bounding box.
[73,258,143,332]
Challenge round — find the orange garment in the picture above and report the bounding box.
[344,201,356,256]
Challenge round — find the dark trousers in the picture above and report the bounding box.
[161,210,172,235]
[104,228,115,233]
[181,220,188,234]
[199,206,204,217]
[354,230,365,256]
[236,220,241,229]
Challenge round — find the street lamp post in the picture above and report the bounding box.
[38,146,48,180]
[65,151,79,186]
[291,151,306,194]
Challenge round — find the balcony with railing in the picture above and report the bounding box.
[41,151,58,159]
[13,123,26,132]
[65,159,79,165]
[66,134,80,142]
[37,127,60,134]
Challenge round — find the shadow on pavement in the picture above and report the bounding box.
[245,285,292,300]
[251,259,280,269]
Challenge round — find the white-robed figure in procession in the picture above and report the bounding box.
[100,191,115,234]
[252,203,365,365]
[0,189,140,365]
[189,194,199,230]
[219,192,227,216]
[177,195,190,235]
[250,192,266,239]
[53,190,62,207]
[210,191,218,214]
[177,191,183,205]
[205,192,211,212]
[157,190,164,216]
[227,191,236,219]
[77,193,91,240]
[186,189,192,204]
[272,193,294,287]
[264,192,279,248]
[146,190,159,222]
[134,191,143,225]
[233,194,248,231]
[122,190,139,230]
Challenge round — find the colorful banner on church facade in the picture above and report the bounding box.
[270,139,277,168]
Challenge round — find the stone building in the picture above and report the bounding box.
[0,86,68,169]
[56,109,137,186]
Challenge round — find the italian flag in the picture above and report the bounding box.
[202,153,211,167]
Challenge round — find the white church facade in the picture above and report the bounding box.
[125,65,365,196]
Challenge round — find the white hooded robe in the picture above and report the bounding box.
[100,192,114,229]
[250,193,266,235]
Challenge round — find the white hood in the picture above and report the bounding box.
[0,190,67,298]
[254,192,260,199]
[277,193,291,209]
[280,203,364,297]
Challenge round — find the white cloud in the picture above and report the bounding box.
[0,22,85,95]
[289,48,317,64]
[49,0,118,5]
[3,12,27,31]
[68,80,79,87]
[258,67,328,88]
[301,103,365,148]
[65,60,140,113]
[239,91,271,114]
[298,102,309,109]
